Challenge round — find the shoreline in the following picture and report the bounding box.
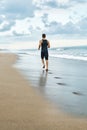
[15,53,87,118]
[0,53,87,130]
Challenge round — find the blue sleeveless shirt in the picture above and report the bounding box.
[41,39,48,51]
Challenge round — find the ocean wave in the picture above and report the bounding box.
[50,54,87,61]
[5,45,87,62]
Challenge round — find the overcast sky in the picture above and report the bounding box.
[0,0,87,43]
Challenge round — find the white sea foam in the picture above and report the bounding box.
[49,54,87,61]
[1,44,87,61]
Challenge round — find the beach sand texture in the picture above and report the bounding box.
[0,53,87,130]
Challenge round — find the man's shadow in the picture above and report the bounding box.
[38,70,48,92]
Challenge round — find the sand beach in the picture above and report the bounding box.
[0,53,87,130]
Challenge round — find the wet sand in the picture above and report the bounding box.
[0,53,87,130]
[16,54,87,117]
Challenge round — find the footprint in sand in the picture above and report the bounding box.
[57,83,67,86]
[54,77,62,79]
[48,72,53,74]
[72,92,83,96]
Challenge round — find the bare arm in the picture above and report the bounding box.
[38,40,42,50]
[47,40,50,48]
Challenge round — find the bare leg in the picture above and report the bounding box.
[46,60,48,70]
[42,59,45,68]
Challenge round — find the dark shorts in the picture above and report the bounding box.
[41,50,48,60]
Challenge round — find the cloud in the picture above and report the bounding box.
[71,0,87,3]
[35,0,87,10]
[34,0,70,9]
[0,0,36,19]
[78,17,87,34]
[44,21,64,34]
[12,30,27,36]
[0,0,87,39]
[41,13,49,26]
[0,20,15,32]
[0,0,37,34]
[63,22,79,34]
[0,15,5,24]
[45,0,58,8]
[43,18,87,37]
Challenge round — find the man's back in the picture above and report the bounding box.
[41,39,48,51]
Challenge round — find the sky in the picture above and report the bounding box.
[0,0,87,47]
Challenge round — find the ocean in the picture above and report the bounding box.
[0,44,87,61]
[1,45,87,61]
[49,45,87,61]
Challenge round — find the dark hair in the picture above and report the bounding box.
[42,33,46,38]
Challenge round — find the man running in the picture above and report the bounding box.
[38,34,50,71]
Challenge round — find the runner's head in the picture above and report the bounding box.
[42,33,46,38]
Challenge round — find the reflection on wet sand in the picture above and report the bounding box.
[38,70,48,92]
